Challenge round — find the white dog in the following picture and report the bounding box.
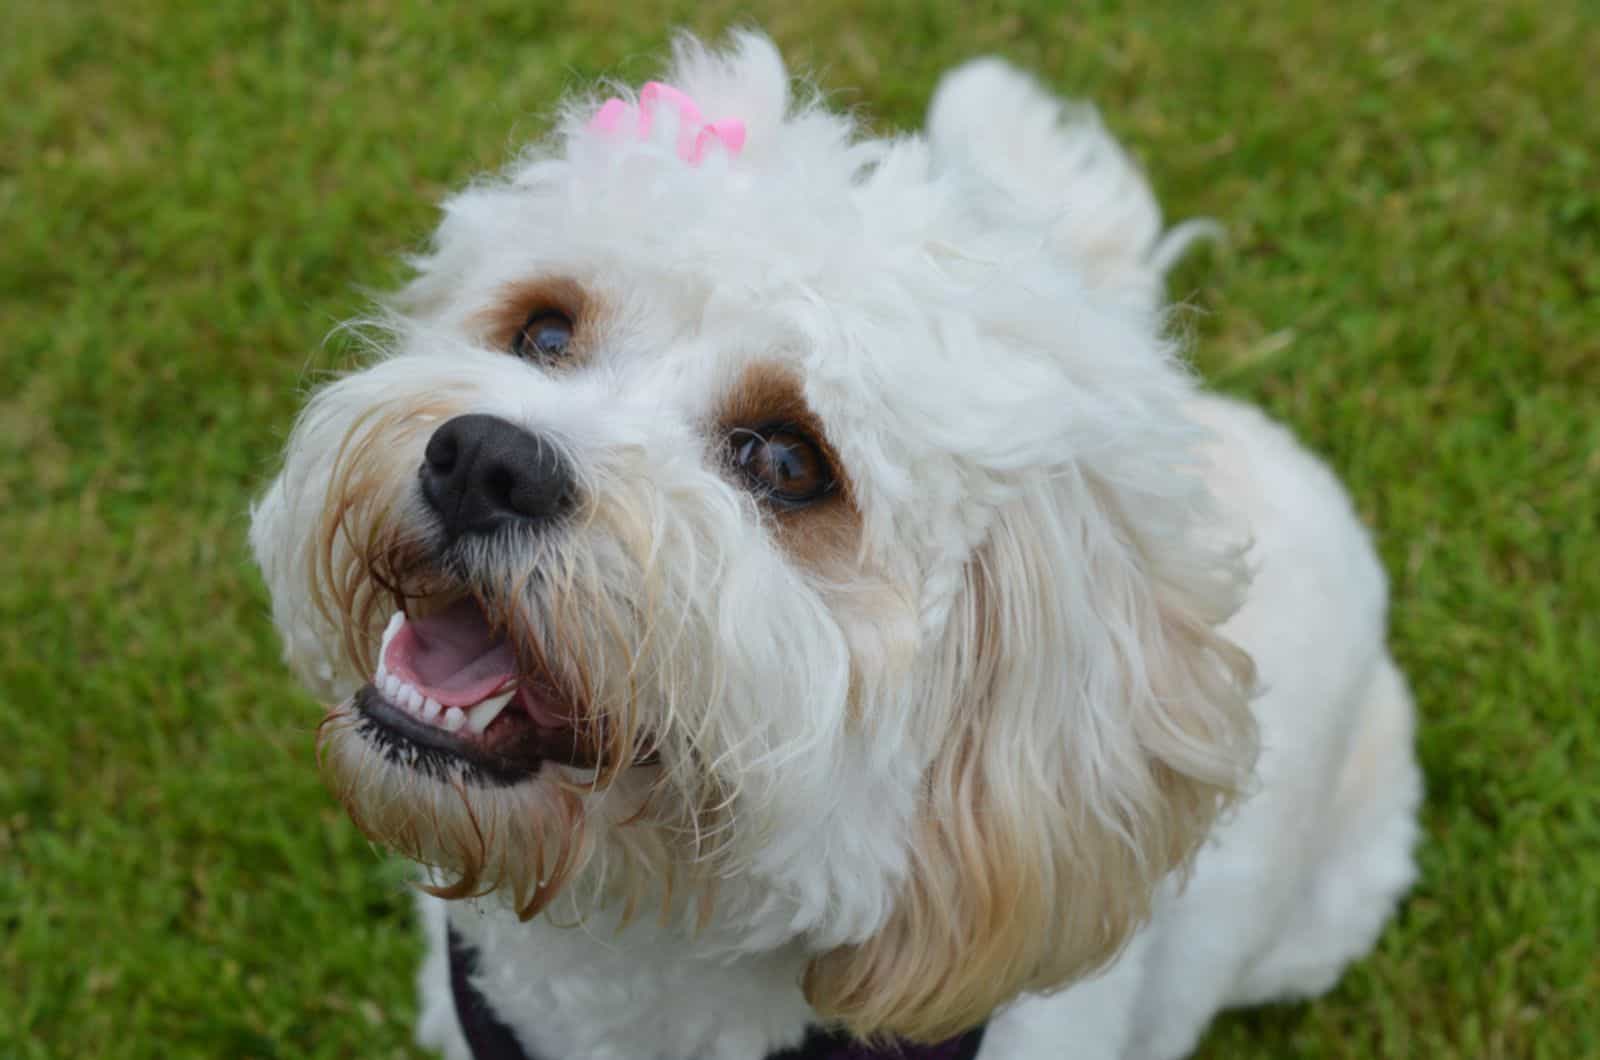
[251,33,1421,1060]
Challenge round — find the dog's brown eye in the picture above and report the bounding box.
[511,309,574,361]
[730,426,835,507]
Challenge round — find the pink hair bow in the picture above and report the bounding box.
[588,82,747,166]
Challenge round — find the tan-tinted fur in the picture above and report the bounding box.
[716,361,863,572]
[474,276,607,362]
[313,400,464,677]
[804,487,1258,1041]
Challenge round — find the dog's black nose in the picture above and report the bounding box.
[420,414,574,541]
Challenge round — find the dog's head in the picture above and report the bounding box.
[251,33,1256,1040]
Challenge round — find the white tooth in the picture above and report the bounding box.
[379,611,405,658]
[443,707,466,732]
[383,674,403,701]
[466,689,516,734]
[423,697,443,718]
[404,686,425,713]
[375,658,388,682]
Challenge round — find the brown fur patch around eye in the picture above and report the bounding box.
[474,276,606,362]
[716,362,862,571]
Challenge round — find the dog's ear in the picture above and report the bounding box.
[926,57,1216,322]
[804,466,1258,1041]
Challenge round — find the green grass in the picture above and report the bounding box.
[3,2,1596,1057]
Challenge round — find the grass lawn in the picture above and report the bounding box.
[3,2,1596,1057]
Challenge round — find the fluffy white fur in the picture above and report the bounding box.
[251,33,1421,1060]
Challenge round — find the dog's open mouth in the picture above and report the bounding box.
[354,597,594,785]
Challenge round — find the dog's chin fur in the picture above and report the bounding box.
[251,32,1421,1059]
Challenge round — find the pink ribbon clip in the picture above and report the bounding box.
[588,82,746,166]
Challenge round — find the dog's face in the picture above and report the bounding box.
[252,35,1256,1040]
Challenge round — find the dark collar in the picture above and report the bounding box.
[448,926,987,1060]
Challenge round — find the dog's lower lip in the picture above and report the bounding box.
[354,684,547,786]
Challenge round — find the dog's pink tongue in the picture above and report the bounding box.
[384,599,517,708]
